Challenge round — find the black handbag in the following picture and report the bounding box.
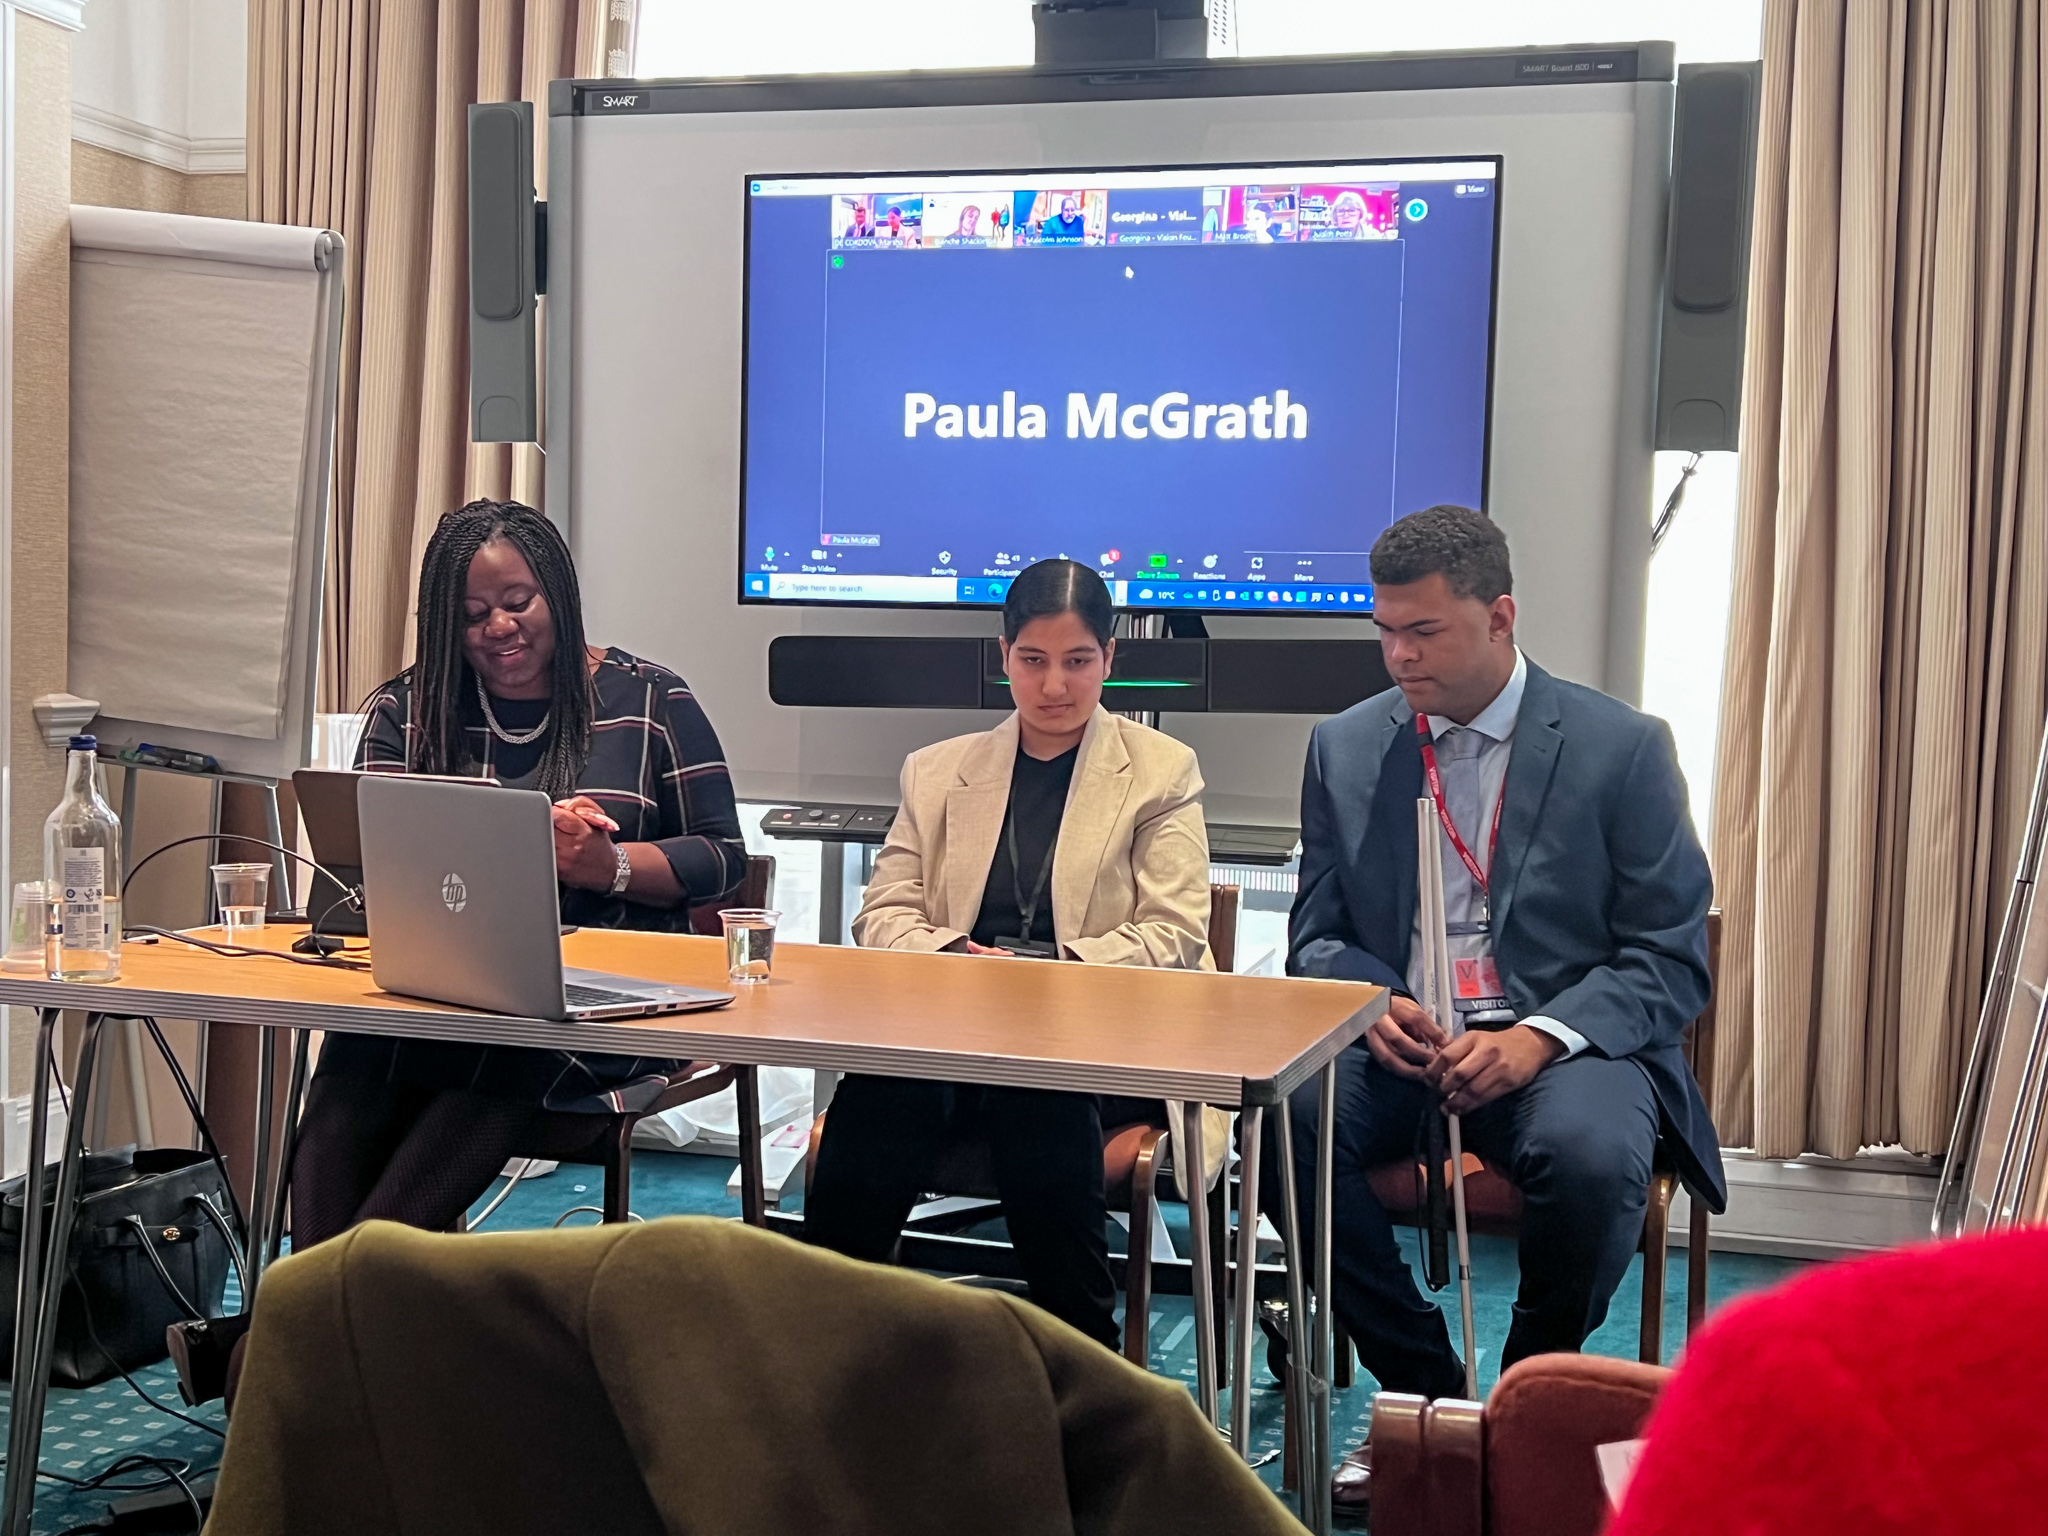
[0,1145,240,1387]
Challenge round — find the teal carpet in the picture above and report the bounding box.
[1,1152,1811,1530]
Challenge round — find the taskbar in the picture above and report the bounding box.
[744,572,1375,611]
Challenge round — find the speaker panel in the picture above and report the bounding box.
[468,101,538,443]
[1654,61,1761,453]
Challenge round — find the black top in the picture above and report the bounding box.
[972,746,1078,949]
[321,647,749,1115]
[477,694,549,784]
[357,647,748,930]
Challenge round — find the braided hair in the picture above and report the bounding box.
[408,498,594,800]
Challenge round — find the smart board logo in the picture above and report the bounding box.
[441,873,469,914]
[592,91,649,112]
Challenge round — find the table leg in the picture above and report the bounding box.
[3,1009,59,1535]
[1183,1106,1219,1427]
[735,1065,767,1227]
[1313,1060,1338,1533]
[1230,1104,1263,1458]
[1274,1096,1316,1527]
[817,842,846,945]
[3,1011,107,1536]
[248,1026,279,1287]
[262,1030,309,1268]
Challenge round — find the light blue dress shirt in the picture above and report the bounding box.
[1406,647,1590,1060]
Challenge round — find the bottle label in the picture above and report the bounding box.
[61,848,105,950]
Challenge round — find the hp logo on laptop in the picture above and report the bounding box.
[441,872,468,913]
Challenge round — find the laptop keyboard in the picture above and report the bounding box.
[564,982,657,1010]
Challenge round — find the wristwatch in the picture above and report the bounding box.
[609,843,633,895]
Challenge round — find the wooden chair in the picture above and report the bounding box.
[804,883,1242,1373]
[1369,1354,1672,1536]
[500,855,780,1228]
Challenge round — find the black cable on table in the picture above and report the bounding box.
[119,833,347,912]
[123,924,370,972]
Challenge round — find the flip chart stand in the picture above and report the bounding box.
[99,758,290,1153]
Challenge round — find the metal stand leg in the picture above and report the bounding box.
[260,782,290,916]
[1184,1107,1219,1427]
[205,782,223,921]
[1311,1061,1338,1534]
[248,1027,279,1288]
[1274,1097,1317,1528]
[817,842,846,945]
[262,1031,310,1267]
[1230,1105,1263,1457]
[118,769,138,881]
[3,1012,107,1536]
[87,1025,112,1150]
[122,1019,155,1149]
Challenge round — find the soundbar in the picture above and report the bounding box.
[767,636,1391,714]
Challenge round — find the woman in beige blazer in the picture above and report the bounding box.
[806,560,1216,1351]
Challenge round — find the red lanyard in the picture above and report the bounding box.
[1416,712,1503,912]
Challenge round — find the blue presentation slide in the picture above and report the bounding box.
[741,162,1499,612]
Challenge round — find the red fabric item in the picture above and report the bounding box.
[1608,1226,2048,1536]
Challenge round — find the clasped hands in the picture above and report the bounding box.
[1365,994,1564,1115]
[549,794,621,890]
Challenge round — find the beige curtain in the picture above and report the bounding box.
[1713,0,2048,1158]
[246,1,631,711]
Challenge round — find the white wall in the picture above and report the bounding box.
[71,0,245,174]
[559,76,1670,822]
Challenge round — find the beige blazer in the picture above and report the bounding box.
[853,707,1228,1192]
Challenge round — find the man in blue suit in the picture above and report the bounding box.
[1281,505,1724,1507]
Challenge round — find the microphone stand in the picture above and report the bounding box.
[1417,799,1481,1399]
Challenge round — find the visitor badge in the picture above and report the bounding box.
[1454,955,1506,1005]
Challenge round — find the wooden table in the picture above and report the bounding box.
[1,928,1383,1535]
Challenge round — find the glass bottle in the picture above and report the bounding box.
[44,734,122,983]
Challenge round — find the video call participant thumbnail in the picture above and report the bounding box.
[804,559,1221,1351]
[880,197,922,245]
[1278,505,1722,1510]
[1025,189,1101,245]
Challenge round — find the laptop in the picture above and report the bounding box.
[356,774,735,1021]
[293,769,371,936]
[295,768,508,938]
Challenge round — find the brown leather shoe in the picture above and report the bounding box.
[1331,1442,1372,1510]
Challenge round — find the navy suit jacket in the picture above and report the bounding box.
[1287,660,1727,1210]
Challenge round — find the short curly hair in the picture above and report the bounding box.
[1369,505,1513,604]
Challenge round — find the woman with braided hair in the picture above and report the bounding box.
[174,497,747,1404]
[287,496,747,1238]
[308,500,747,1218]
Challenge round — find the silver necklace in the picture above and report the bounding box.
[475,675,552,745]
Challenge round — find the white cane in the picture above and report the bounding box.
[1417,799,1481,1399]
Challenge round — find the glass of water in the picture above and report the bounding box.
[2,881,50,973]
[210,862,272,944]
[720,908,781,984]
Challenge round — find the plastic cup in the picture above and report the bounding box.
[211,862,271,944]
[2,882,50,973]
[720,908,781,984]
